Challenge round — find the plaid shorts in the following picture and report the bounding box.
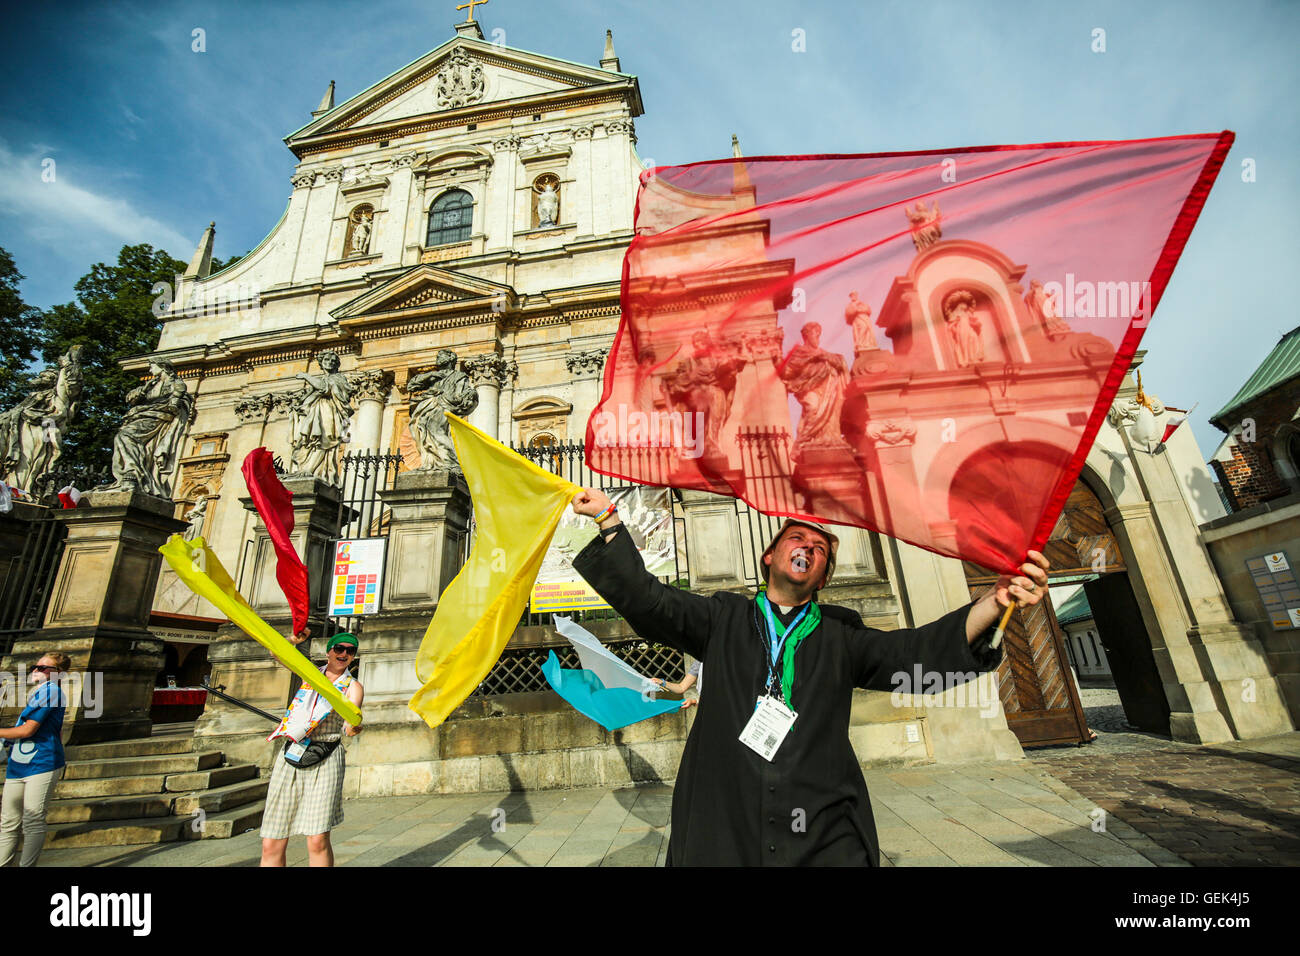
[259,741,345,839]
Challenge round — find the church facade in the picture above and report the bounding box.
[125,18,1292,793]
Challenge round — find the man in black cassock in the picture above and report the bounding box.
[570,487,1050,866]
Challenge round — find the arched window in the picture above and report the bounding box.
[427,189,473,246]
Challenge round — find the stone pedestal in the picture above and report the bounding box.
[361,469,472,725]
[1,490,186,744]
[193,476,344,767]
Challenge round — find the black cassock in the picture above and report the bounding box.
[573,524,1004,867]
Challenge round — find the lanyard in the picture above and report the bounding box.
[756,593,819,706]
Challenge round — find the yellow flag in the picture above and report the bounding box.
[409,412,582,728]
[158,534,362,725]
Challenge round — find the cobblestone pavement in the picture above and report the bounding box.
[1023,686,1300,867]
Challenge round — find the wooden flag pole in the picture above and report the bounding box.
[991,598,1017,650]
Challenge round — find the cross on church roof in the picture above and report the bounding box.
[456,0,488,22]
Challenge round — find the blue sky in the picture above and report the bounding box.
[0,0,1296,459]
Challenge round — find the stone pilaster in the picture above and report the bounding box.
[565,349,607,433]
[464,354,510,439]
[348,369,394,453]
[2,490,186,744]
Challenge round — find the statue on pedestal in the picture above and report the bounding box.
[1025,279,1071,339]
[778,322,849,457]
[0,345,85,492]
[662,331,747,459]
[408,349,479,475]
[99,359,193,498]
[288,350,355,486]
[183,496,208,540]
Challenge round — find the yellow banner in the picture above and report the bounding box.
[158,535,362,725]
[409,413,582,729]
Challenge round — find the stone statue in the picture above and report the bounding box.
[536,183,559,227]
[844,291,879,356]
[942,290,985,367]
[100,359,193,498]
[778,322,849,456]
[906,199,942,252]
[183,496,208,540]
[288,350,354,485]
[1025,279,1070,339]
[350,210,372,255]
[662,331,747,458]
[0,345,85,492]
[407,349,479,474]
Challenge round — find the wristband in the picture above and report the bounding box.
[593,504,618,524]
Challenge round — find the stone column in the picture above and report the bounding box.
[565,349,607,433]
[0,491,186,744]
[348,370,394,453]
[192,476,345,767]
[464,354,510,439]
[361,470,472,729]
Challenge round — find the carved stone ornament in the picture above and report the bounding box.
[436,48,486,110]
[291,171,316,189]
[564,350,606,380]
[572,125,594,139]
[235,395,272,423]
[743,328,786,362]
[906,200,942,252]
[1107,392,1165,428]
[391,152,419,169]
[465,354,511,389]
[349,369,395,404]
[319,166,344,184]
[492,135,521,152]
[606,120,636,141]
[866,421,917,447]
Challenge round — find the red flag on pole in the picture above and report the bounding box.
[242,447,310,635]
[588,133,1233,574]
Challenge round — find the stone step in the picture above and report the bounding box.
[55,773,171,799]
[165,763,258,793]
[61,750,223,780]
[64,735,195,762]
[46,792,175,824]
[171,777,268,817]
[184,800,265,840]
[46,814,187,848]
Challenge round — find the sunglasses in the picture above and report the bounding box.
[32,664,57,673]
[331,645,357,656]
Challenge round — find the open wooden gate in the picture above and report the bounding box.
[963,479,1124,747]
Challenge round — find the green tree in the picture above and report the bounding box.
[0,247,43,409]
[38,243,188,473]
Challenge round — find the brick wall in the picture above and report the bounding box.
[1213,377,1300,510]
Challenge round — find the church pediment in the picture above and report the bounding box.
[286,37,641,155]
[331,264,517,320]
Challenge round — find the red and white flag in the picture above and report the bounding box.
[1160,403,1199,446]
[587,133,1233,574]
[57,485,82,509]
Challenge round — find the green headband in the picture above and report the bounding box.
[326,633,359,652]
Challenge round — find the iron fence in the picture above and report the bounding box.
[0,509,68,656]
[322,451,403,635]
[472,639,686,695]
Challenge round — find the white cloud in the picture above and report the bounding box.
[0,140,193,259]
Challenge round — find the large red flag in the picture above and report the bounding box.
[587,133,1233,574]
[242,447,310,635]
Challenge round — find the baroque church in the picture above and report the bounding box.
[125,14,1293,791]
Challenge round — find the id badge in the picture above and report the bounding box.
[285,738,309,763]
[739,696,797,761]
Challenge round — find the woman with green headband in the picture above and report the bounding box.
[260,629,364,867]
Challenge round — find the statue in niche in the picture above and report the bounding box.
[183,495,209,540]
[535,179,560,228]
[844,291,879,355]
[99,359,193,498]
[778,322,850,457]
[906,199,942,252]
[943,290,985,368]
[0,345,85,491]
[349,207,373,256]
[407,349,479,475]
[1025,279,1071,339]
[662,330,747,458]
[288,350,355,486]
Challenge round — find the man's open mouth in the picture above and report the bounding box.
[791,550,810,573]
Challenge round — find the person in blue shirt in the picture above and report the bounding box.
[0,651,69,867]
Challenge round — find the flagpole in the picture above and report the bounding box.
[991,599,1017,649]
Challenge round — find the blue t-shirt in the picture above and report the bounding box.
[5,681,66,779]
